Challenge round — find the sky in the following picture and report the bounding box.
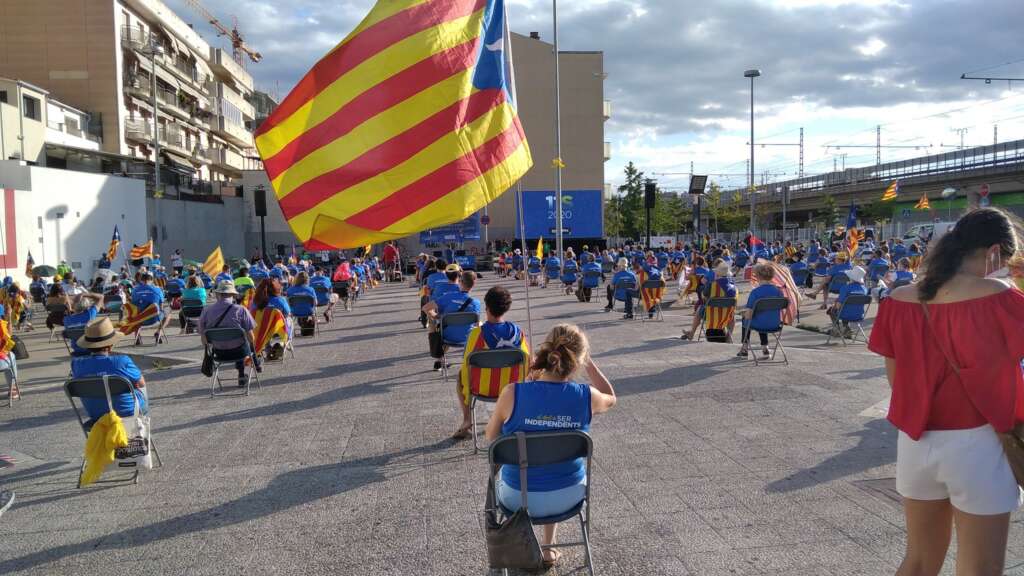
[167,0,1024,193]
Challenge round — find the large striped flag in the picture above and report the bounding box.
[202,246,225,278]
[107,226,121,261]
[914,194,931,210]
[882,180,900,201]
[255,0,533,250]
[130,240,153,260]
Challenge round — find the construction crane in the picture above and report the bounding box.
[182,0,262,65]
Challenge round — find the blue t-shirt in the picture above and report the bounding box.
[286,285,318,315]
[789,261,808,278]
[65,307,99,355]
[528,257,541,273]
[181,287,207,304]
[71,354,147,419]
[892,245,908,260]
[501,381,591,492]
[545,257,561,277]
[581,263,602,287]
[611,270,638,300]
[267,295,291,317]
[867,258,890,280]
[828,262,853,277]
[561,260,579,283]
[164,278,185,294]
[426,271,448,292]
[215,272,234,285]
[746,284,784,332]
[480,321,523,349]
[435,291,481,345]
[132,284,164,308]
[837,283,868,321]
[431,281,459,302]
[894,270,914,283]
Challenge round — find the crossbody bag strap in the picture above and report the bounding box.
[101,375,116,415]
[213,303,235,329]
[516,432,529,511]
[919,302,961,377]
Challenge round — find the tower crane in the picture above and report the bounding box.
[182,0,262,65]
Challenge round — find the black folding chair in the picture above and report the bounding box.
[741,297,791,366]
[696,297,737,342]
[826,293,873,346]
[438,311,480,382]
[204,328,261,396]
[46,303,68,342]
[180,299,204,334]
[827,272,849,295]
[791,268,810,289]
[640,278,666,323]
[288,294,319,337]
[62,325,88,357]
[487,431,595,576]
[612,279,638,317]
[64,375,162,488]
[465,348,526,454]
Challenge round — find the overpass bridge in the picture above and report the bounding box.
[729,139,1024,228]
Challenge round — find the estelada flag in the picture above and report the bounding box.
[882,180,900,201]
[915,194,931,210]
[107,226,121,261]
[24,251,34,277]
[203,246,225,278]
[255,0,533,250]
[130,240,153,260]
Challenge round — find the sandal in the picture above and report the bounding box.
[542,549,562,569]
[451,427,472,441]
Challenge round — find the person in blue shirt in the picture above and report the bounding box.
[177,275,207,334]
[789,252,811,288]
[891,239,908,262]
[577,256,603,302]
[738,264,784,358]
[215,265,234,286]
[287,272,319,335]
[71,317,148,420]
[484,324,617,568]
[829,266,868,338]
[604,258,639,319]
[865,250,891,285]
[542,252,561,288]
[131,273,171,341]
[527,255,542,286]
[805,251,852,309]
[425,259,449,295]
[422,271,482,371]
[98,253,111,270]
[64,292,104,356]
[430,264,462,303]
[561,258,579,295]
[164,274,185,298]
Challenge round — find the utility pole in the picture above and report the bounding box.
[552,0,564,270]
[876,125,881,165]
[799,127,804,178]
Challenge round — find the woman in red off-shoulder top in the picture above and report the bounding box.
[869,207,1024,576]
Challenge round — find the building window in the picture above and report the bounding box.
[0,90,7,103]
[22,95,40,120]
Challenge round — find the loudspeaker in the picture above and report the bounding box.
[644,181,657,209]
[254,187,268,217]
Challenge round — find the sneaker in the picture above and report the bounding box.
[623,313,634,320]
[237,377,247,388]
[433,361,443,372]
[0,490,14,517]
[736,348,749,358]
[761,347,771,358]
[603,306,613,313]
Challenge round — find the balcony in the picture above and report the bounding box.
[212,115,253,148]
[604,141,612,162]
[603,100,612,121]
[205,146,244,172]
[125,118,152,143]
[121,25,151,51]
[208,81,255,121]
[208,48,253,92]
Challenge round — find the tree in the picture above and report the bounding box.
[652,191,689,235]
[821,193,839,229]
[604,194,624,239]
[616,162,645,240]
[704,183,723,235]
[859,201,893,224]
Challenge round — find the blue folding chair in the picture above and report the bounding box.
[288,294,319,337]
[741,297,790,366]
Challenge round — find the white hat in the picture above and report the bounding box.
[846,266,866,284]
[214,279,239,295]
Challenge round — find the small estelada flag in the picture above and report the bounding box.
[881,180,900,201]
[107,226,121,261]
[130,240,154,260]
[914,194,931,210]
[25,251,35,276]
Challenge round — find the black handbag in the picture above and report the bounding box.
[11,336,28,360]
[484,433,544,571]
[201,305,235,378]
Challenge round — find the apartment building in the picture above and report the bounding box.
[0,0,257,195]
[0,77,103,167]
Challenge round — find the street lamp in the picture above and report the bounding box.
[140,39,166,198]
[744,69,761,232]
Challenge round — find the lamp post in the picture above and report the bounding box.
[553,0,564,270]
[140,39,165,198]
[744,69,761,232]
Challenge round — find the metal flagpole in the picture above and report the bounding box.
[516,181,535,344]
[553,0,564,274]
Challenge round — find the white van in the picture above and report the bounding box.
[903,222,956,245]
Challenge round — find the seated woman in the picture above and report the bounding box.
[287,272,319,335]
[71,317,148,420]
[681,262,737,341]
[178,276,207,334]
[805,250,852,309]
[738,264,784,358]
[560,258,579,296]
[485,324,617,569]
[604,258,638,319]
[45,284,72,331]
[253,278,292,359]
[828,266,869,337]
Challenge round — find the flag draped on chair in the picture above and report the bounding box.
[254,0,532,250]
[705,281,735,331]
[882,180,900,201]
[845,204,863,256]
[119,302,159,334]
[460,328,530,399]
[24,251,34,277]
[130,240,153,260]
[638,269,665,312]
[107,226,121,261]
[203,247,225,278]
[915,194,931,210]
[253,307,288,352]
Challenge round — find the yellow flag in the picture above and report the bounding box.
[536,236,544,260]
[202,246,224,278]
[364,244,372,257]
[552,158,566,169]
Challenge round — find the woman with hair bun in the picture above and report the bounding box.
[869,207,1024,575]
[485,324,616,569]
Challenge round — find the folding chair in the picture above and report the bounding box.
[742,297,791,366]
[204,328,262,396]
[640,278,666,322]
[4,355,18,408]
[544,265,560,287]
[580,271,602,302]
[465,348,527,453]
[696,297,737,342]
[825,293,873,346]
[313,285,332,319]
[46,303,68,342]
[288,294,319,338]
[868,263,890,290]
[179,299,205,335]
[600,260,613,278]
[791,269,810,289]
[164,285,183,303]
[30,285,45,305]
[487,431,595,576]
[62,325,88,357]
[438,311,480,382]
[611,278,639,318]
[103,295,124,317]
[64,375,162,487]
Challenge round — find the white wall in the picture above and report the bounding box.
[147,196,246,263]
[0,160,148,283]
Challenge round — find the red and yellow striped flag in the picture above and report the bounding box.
[914,194,931,210]
[130,240,153,260]
[881,180,900,202]
[255,0,532,250]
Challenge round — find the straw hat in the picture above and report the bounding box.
[214,279,239,295]
[76,317,124,350]
[445,263,462,273]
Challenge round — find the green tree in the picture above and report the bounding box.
[652,191,689,235]
[617,162,645,240]
[703,183,723,235]
[821,193,839,228]
[859,201,893,224]
[604,194,624,239]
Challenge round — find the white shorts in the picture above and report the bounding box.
[897,425,1023,515]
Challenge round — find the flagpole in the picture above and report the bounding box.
[553,0,564,274]
[516,180,535,345]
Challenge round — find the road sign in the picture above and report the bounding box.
[480,215,490,225]
[980,196,991,207]
[979,183,990,198]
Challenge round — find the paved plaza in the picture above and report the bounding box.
[3,275,1024,575]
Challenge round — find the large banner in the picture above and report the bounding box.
[515,189,604,239]
[419,213,482,244]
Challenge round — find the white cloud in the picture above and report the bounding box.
[855,37,887,57]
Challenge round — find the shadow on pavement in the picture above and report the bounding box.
[765,418,896,493]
